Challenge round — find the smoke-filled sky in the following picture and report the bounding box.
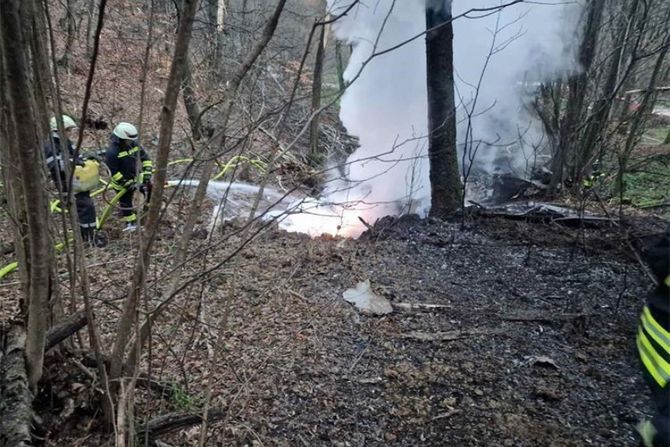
[324,0,582,217]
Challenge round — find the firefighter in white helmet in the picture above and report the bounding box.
[44,115,104,246]
[105,122,153,231]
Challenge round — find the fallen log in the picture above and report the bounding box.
[45,311,87,351]
[137,409,225,439]
[0,326,34,447]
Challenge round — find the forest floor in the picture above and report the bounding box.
[21,210,666,446]
[1,3,668,444]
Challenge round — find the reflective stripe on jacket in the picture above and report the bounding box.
[638,304,670,388]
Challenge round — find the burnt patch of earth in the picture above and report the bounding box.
[45,216,660,446]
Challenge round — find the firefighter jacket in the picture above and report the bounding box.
[43,132,82,190]
[637,229,670,390]
[636,228,669,447]
[638,286,670,389]
[105,135,153,192]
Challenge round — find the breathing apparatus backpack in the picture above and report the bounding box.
[72,159,100,192]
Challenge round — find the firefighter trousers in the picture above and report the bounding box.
[75,192,97,240]
[118,187,137,224]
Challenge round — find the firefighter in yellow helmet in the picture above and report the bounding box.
[637,226,670,446]
[44,115,105,246]
[105,122,153,231]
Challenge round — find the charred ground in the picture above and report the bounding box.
[27,214,664,446]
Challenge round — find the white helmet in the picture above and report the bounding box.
[49,115,77,132]
[113,122,139,140]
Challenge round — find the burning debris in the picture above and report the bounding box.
[474,201,615,228]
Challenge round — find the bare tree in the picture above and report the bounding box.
[206,0,226,71]
[426,0,462,217]
[0,0,53,390]
[549,0,606,190]
[182,54,203,140]
[108,1,201,427]
[309,1,327,165]
[615,15,670,199]
[60,0,78,68]
[335,40,346,92]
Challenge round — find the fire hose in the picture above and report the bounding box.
[0,155,266,280]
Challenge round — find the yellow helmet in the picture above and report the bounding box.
[49,115,77,132]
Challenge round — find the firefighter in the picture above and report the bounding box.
[44,115,103,246]
[105,122,153,231]
[637,226,670,447]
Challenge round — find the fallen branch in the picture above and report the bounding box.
[624,238,658,285]
[79,352,173,394]
[0,326,34,446]
[431,409,460,421]
[501,312,594,323]
[137,409,225,439]
[396,328,502,341]
[625,86,670,95]
[357,216,373,231]
[637,200,670,210]
[392,302,452,311]
[45,311,87,351]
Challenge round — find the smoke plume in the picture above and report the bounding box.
[321,0,581,215]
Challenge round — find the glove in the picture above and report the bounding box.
[139,181,152,196]
[145,181,153,196]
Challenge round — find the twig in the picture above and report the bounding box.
[624,238,658,285]
[396,328,503,341]
[501,312,595,323]
[392,302,452,311]
[431,409,460,421]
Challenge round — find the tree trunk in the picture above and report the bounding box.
[0,36,30,315]
[309,17,326,164]
[60,0,77,68]
[24,0,51,131]
[616,18,670,197]
[127,0,288,376]
[206,0,225,73]
[335,40,346,92]
[182,54,202,140]
[664,128,670,145]
[0,326,34,446]
[108,0,200,417]
[0,0,52,390]
[425,1,462,218]
[85,0,96,59]
[578,0,638,175]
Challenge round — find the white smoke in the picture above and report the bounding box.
[323,0,434,220]
[322,0,581,215]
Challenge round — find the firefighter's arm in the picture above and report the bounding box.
[140,147,153,184]
[106,150,132,190]
[44,140,60,172]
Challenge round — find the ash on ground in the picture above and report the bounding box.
[68,215,660,446]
